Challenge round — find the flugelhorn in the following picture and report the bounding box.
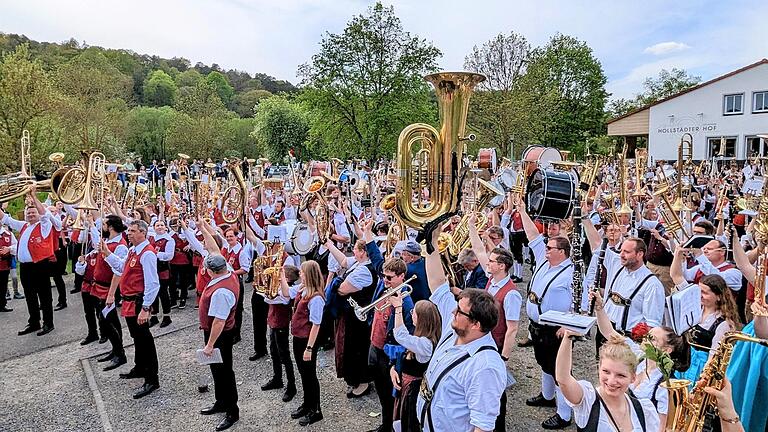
[348,275,416,321]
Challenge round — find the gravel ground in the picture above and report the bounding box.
[2,266,600,432]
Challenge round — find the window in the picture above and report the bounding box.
[746,136,768,157]
[723,93,744,115]
[753,91,768,113]
[708,137,736,158]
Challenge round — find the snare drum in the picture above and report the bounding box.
[521,145,562,176]
[525,168,578,221]
[478,148,498,171]
[283,220,315,255]
[309,161,332,178]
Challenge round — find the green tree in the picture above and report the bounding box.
[175,69,203,88]
[608,68,701,117]
[227,117,260,157]
[251,95,309,161]
[143,70,178,107]
[205,71,235,107]
[125,106,177,160]
[463,32,531,158]
[166,80,233,156]
[298,2,441,159]
[233,89,272,118]
[0,44,59,170]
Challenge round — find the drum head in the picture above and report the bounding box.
[522,146,563,176]
[478,148,498,171]
[525,169,577,222]
[290,222,315,255]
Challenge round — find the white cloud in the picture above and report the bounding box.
[643,41,691,56]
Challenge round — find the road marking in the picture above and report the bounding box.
[80,358,114,432]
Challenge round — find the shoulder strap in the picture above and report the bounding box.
[578,385,602,432]
[620,273,655,330]
[532,263,573,316]
[627,393,647,430]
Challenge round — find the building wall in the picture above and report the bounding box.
[648,63,768,162]
[607,108,649,136]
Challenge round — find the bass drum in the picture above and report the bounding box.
[283,220,315,256]
[525,168,578,222]
[309,161,332,178]
[521,145,562,176]
[477,148,498,171]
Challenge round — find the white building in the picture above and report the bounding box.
[608,59,768,163]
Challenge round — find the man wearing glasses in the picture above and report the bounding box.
[682,239,742,291]
[417,224,505,432]
[516,197,574,430]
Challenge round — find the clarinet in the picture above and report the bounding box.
[570,205,585,314]
[588,237,610,315]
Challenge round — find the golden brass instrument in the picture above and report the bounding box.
[301,176,330,243]
[221,159,247,225]
[754,249,766,311]
[348,275,417,321]
[664,332,768,432]
[0,130,56,203]
[253,240,284,299]
[616,144,633,215]
[672,133,694,212]
[395,72,485,230]
[448,175,504,257]
[74,152,105,211]
[632,149,647,198]
[380,193,407,257]
[653,185,688,244]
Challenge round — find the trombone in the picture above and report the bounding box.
[348,275,416,321]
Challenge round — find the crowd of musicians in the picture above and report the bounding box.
[2,145,768,432]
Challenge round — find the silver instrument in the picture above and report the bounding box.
[348,275,417,321]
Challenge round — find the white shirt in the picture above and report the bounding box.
[207,273,237,320]
[0,226,18,257]
[150,232,175,262]
[526,235,574,323]
[566,381,660,431]
[105,239,160,307]
[683,255,743,291]
[288,284,324,324]
[223,241,252,273]
[393,325,433,364]
[336,257,373,291]
[2,210,53,263]
[416,282,506,432]
[603,249,665,330]
[488,275,522,321]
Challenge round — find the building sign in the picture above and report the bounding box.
[656,123,718,134]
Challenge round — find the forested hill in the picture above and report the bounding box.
[0,32,297,113]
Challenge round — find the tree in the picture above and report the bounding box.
[516,34,608,156]
[0,44,59,170]
[166,80,233,156]
[125,106,177,161]
[463,32,531,157]
[205,71,235,108]
[143,70,178,107]
[232,89,272,117]
[175,69,203,88]
[608,68,701,117]
[251,95,309,161]
[298,2,441,159]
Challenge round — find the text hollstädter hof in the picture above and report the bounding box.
[657,123,717,134]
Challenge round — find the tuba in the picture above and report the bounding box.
[301,176,330,244]
[221,159,247,224]
[395,72,486,231]
[253,240,284,299]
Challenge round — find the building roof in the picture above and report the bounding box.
[607,58,768,125]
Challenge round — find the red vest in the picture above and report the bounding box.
[170,233,191,265]
[371,306,393,350]
[251,208,266,239]
[92,238,127,300]
[119,243,157,317]
[222,245,242,272]
[0,231,13,271]
[486,277,516,350]
[198,273,240,331]
[81,252,98,294]
[693,263,735,285]
[291,292,320,338]
[19,222,55,263]
[267,302,293,329]
[70,228,82,243]
[192,232,204,268]
[196,262,212,295]
[151,236,171,280]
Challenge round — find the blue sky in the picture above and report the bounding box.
[1,0,766,100]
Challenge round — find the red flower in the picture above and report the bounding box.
[630,322,652,343]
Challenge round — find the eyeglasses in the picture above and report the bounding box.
[545,245,563,251]
[383,274,398,280]
[453,306,474,321]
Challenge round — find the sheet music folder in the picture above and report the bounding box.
[539,311,597,335]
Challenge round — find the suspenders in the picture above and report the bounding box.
[606,269,655,330]
[527,263,573,316]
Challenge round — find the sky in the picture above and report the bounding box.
[1,0,766,101]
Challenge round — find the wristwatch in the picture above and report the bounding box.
[305,345,313,351]
[141,305,151,312]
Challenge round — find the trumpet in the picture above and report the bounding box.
[348,275,416,321]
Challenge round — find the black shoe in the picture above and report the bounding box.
[283,384,296,402]
[170,301,178,310]
[198,384,209,393]
[0,307,12,312]
[178,299,186,309]
[69,288,80,294]
[216,415,239,431]
[13,293,25,300]
[512,276,523,283]
[132,382,159,399]
[518,338,534,348]
[298,409,323,426]
[97,353,116,363]
[346,383,371,398]
[119,369,145,379]
[200,404,225,415]
[526,393,556,407]
[541,413,572,430]
[249,351,267,361]
[98,335,108,344]
[148,316,159,328]
[103,356,127,371]
[18,325,41,335]
[54,303,67,311]
[36,325,54,336]
[291,405,309,419]
[159,317,172,328]
[80,335,99,346]
[261,378,284,391]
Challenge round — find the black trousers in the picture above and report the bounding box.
[69,242,84,292]
[19,261,53,328]
[125,314,159,385]
[52,246,68,304]
[368,345,394,429]
[151,279,172,315]
[293,336,320,412]
[234,277,244,337]
[97,298,124,358]
[204,329,239,417]
[250,292,268,353]
[81,292,103,338]
[269,327,294,384]
[510,230,528,263]
[529,322,560,376]
[496,390,507,432]
[170,263,193,303]
[0,269,8,309]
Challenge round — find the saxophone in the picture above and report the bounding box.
[665,331,768,432]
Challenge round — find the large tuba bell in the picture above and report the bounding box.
[221,158,247,224]
[395,72,486,231]
[301,176,331,244]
